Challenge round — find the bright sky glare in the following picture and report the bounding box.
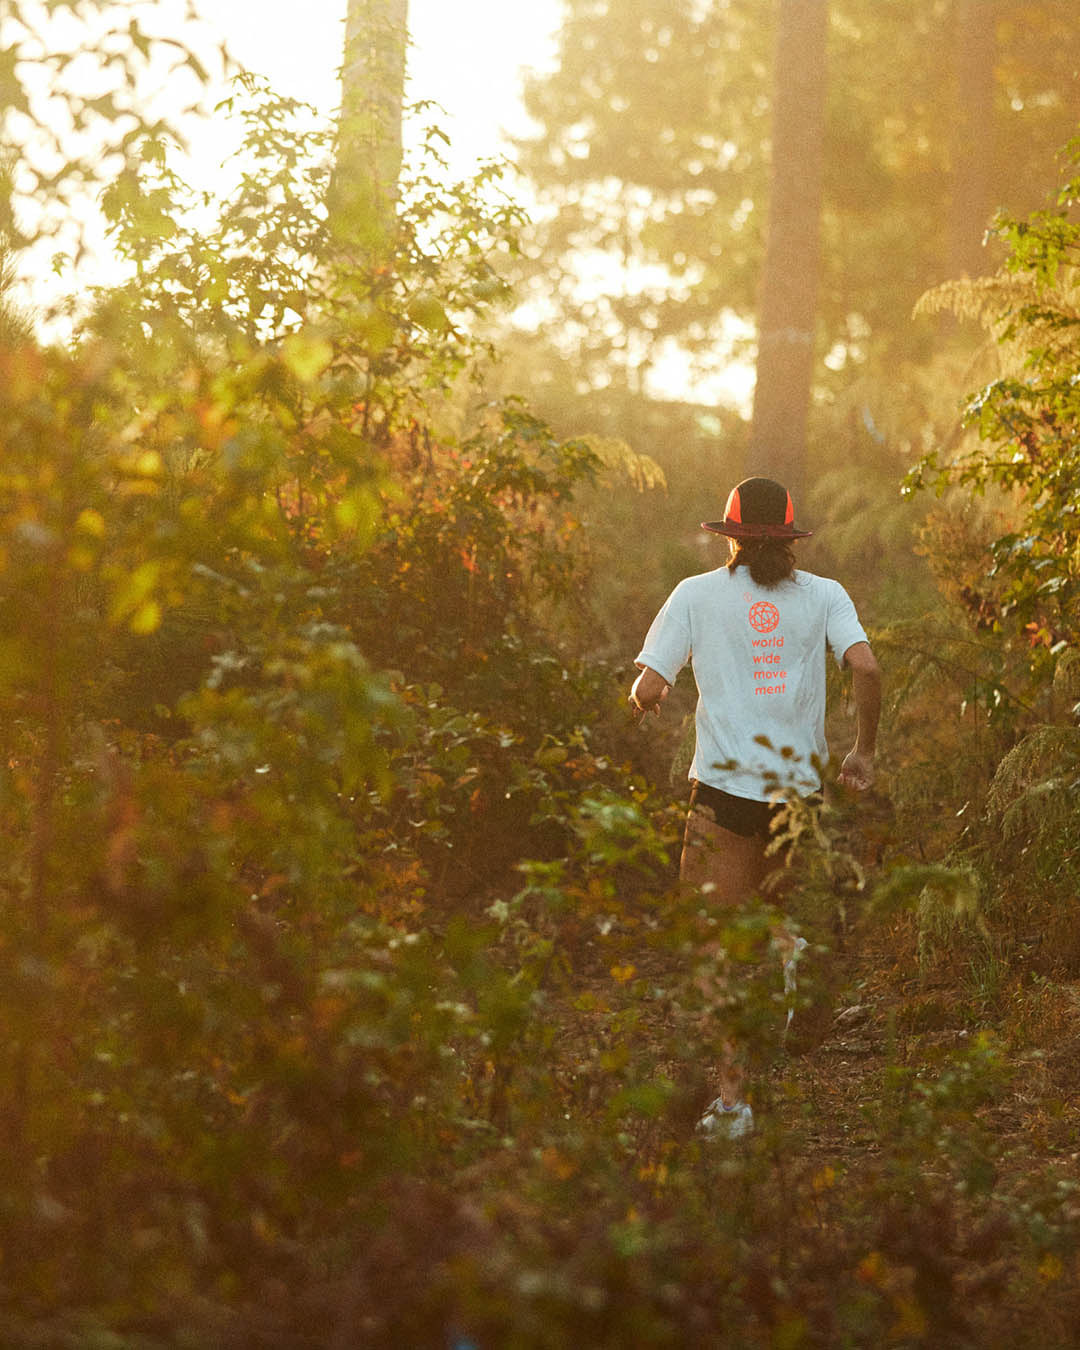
[211,0,750,410]
[8,1,559,328]
[11,0,753,408]
[197,1,753,409]
[195,0,561,182]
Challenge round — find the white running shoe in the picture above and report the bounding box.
[783,936,809,995]
[783,936,809,1037]
[697,1097,754,1139]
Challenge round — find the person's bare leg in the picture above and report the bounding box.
[680,807,769,1108]
[680,805,769,904]
[681,807,805,1105]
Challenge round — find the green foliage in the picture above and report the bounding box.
[908,141,1080,656]
[889,144,1080,994]
[0,36,631,1336]
[6,12,1080,1350]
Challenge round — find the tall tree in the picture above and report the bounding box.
[332,0,409,254]
[747,0,828,492]
[514,0,1080,390]
[947,0,997,278]
[514,0,772,391]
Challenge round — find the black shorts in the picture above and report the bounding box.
[688,780,820,839]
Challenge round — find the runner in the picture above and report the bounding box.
[629,476,881,1136]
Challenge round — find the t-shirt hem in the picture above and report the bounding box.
[831,627,870,668]
[690,769,823,803]
[635,650,679,686]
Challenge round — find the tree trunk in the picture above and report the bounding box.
[332,0,409,254]
[747,0,828,500]
[947,0,997,279]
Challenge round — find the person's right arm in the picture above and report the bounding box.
[838,641,881,790]
[631,583,691,722]
[629,665,670,720]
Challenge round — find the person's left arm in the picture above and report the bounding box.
[838,641,881,790]
[824,581,880,790]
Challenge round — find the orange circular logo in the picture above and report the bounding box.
[748,600,780,633]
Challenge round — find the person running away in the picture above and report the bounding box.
[629,475,881,1137]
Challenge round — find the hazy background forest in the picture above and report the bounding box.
[0,0,1078,1345]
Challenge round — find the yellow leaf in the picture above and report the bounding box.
[610,964,637,984]
[1039,1251,1064,1283]
[67,545,96,573]
[282,331,334,383]
[134,450,163,478]
[812,1166,836,1193]
[334,488,380,541]
[110,560,161,624]
[129,600,162,635]
[889,1295,927,1340]
[75,508,106,538]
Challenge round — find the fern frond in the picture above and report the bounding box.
[985,726,1080,848]
[997,777,1079,844]
[579,435,667,493]
[914,275,1041,328]
[1054,648,1080,701]
[875,613,1021,715]
[871,861,980,920]
[986,725,1080,816]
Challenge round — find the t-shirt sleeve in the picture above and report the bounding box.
[635,585,692,685]
[825,580,870,667]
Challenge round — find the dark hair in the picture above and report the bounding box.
[726,538,796,587]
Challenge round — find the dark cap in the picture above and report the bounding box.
[701,476,812,539]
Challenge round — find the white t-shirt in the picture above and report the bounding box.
[635,566,868,801]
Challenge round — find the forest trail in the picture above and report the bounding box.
[774,893,1080,1191]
